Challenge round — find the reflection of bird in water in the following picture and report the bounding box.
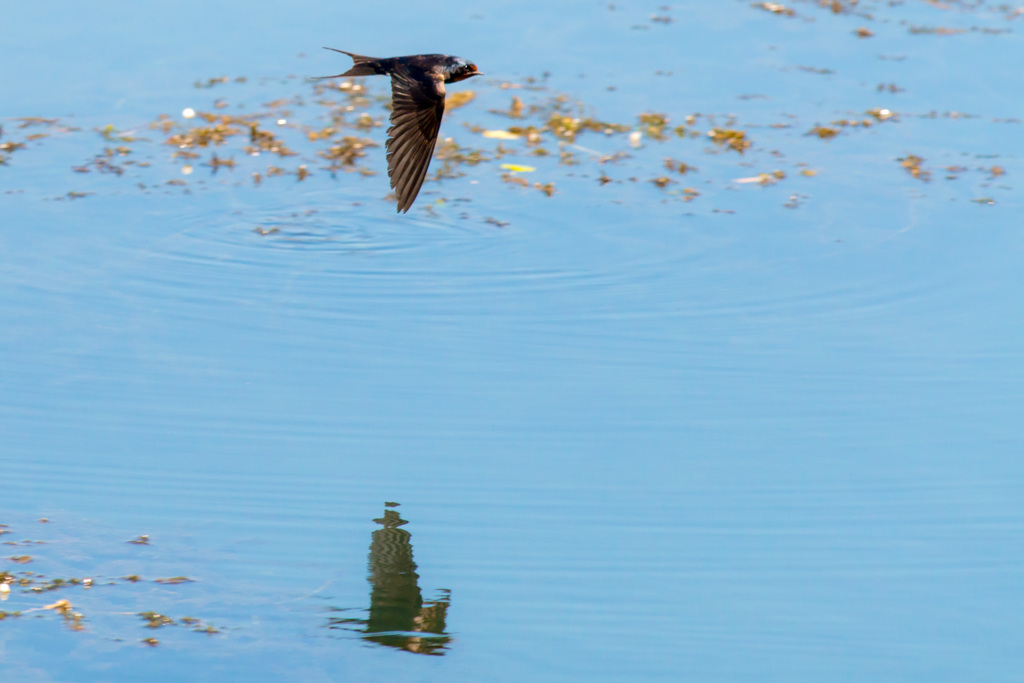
[327,504,450,655]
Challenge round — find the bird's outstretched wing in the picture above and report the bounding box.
[386,66,445,213]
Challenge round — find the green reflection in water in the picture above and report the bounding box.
[328,504,451,655]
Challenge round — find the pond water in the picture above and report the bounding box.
[3,1,1024,680]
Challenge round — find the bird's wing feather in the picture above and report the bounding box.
[386,66,445,212]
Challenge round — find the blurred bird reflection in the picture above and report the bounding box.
[327,503,451,655]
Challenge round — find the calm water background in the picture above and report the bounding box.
[3,0,1024,680]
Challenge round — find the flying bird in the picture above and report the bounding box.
[319,49,482,213]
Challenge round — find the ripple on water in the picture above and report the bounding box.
[39,192,952,345]
[112,197,718,320]
[6,187,957,370]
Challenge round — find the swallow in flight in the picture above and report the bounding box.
[319,49,482,212]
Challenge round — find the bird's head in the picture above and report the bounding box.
[444,57,482,83]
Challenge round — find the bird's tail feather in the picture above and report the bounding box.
[318,47,386,78]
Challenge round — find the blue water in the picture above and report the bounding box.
[3,1,1024,680]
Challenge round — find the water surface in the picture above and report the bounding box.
[3,1,1024,680]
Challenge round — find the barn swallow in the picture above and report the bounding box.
[319,48,482,213]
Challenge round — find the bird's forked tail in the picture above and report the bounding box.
[318,48,387,78]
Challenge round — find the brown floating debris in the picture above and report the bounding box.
[638,113,670,141]
[154,576,194,585]
[44,598,72,613]
[1,24,1011,221]
[784,193,808,209]
[808,126,840,139]
[320,136,377,168]
[754,2,796,17]
[207,153,236,171]
[195,76,230,88]
[898,154,930,181]
[139,611,175,628]
[44,598,85,631]
[798,66,833,75]
[707,128,751,153]
[490,95,526,119]
[876,83,905,93]
[534,182,556,197]
[446,91,476,110]
[867,107,896,122]
[908,25,966,36]
[825,0,856,13]
[664,158,696,174]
